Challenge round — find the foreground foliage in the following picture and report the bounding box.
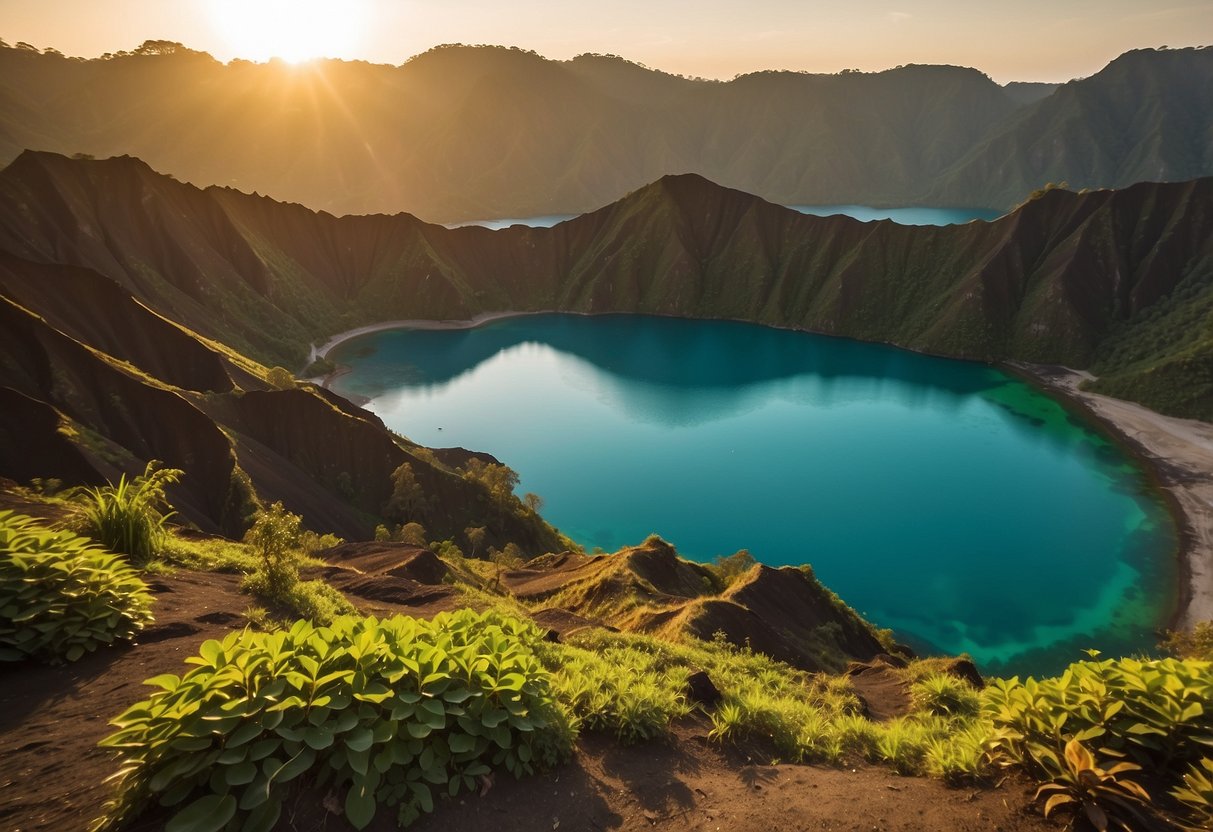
[96,611,572,831]
[0,510,153,662]
[70,461,182,565]
[985,655,1213,830]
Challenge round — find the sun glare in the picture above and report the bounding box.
[207,0,370,64]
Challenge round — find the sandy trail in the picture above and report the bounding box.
[310,311,552,363]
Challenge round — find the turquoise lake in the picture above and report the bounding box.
[329,314,1177,676]
[447,205,1001,230]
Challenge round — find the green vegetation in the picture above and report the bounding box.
[240,502,354,624]
[910,672,981,719]
[95,611,572,831]
[705,549,756,590]
[264,366,296,389]
[1163,621,1213,660]
[0,511,153,662]
[1173,758,1213,832]
[1034,739,1154,832]
[537,628,976,771]
[70,461,182,565]
[985,654,1213,830]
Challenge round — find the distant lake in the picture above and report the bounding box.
[443,214,578,231]
[330,314,1176,676]
[444,205,1002,230]
[789,205,1004,225]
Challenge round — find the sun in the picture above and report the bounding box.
[208,0,370,64]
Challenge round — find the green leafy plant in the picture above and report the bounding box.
[71,461,182,564]
[1035,739,1155,832]
[95,610,572,831]
[983,656,1213,774]
[0,511,153,662]
[1172,758,1213,832]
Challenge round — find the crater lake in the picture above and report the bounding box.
[329,314,1177,676]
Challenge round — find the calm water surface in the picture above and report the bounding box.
[789,205,1003,225]
[330,315,1175,676]
[447,205,1001,230]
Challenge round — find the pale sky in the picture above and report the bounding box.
[1,0,1211,82]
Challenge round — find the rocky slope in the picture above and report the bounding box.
[2,152,1212,416]
[0,248,565,549]
[0,42,1208,220]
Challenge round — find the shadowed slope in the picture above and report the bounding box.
[2,152,1212,416]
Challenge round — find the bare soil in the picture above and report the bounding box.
[0,561,1057,832]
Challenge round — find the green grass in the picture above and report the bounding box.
[69,461,182,565]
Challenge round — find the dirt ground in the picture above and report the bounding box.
[0,567,1058,832]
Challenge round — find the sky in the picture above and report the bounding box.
[1,0,1211,82]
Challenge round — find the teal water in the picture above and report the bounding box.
[444,214,578,230]
[330,314,1176,676]
[789,205,1003,224]
[446,205,1000,230]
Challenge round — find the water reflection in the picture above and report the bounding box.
[329,313,1176,676]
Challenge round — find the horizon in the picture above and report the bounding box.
[2,0,1211,84]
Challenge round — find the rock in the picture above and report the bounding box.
[684,670,722,708]
[941,657,984,689]
[871,652,908,669]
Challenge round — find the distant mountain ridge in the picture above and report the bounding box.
[1,152,1212,419]
[0,43,1209,221]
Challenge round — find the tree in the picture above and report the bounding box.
[461,459,519,503]
[709,549,756,589]
[464,526,487,557]
[265,366,295,389]
[523,492,544,513]
[243,502,303,593]
[384,462,425,523]
[398,522,427,546]
[134,40,188,56]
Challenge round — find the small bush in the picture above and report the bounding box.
[1162,621,1213,660]
[96,611,572,831]
[70,461,182,564]
[0,511,153,662]
[705,549,756,590]
[910,673,981,719]
[242,501,303,594]
[984,655,1213,829]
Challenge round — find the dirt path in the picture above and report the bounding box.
[0,571,247,832]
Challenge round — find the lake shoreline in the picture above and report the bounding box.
[1006,363,1213,634]
[311,313,1208,635]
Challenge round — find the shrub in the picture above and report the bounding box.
[1034,739,1154,832]
[1162,621,1213,660]
[0,511,153,662]
[265,366,295,389]
[983,656,1213,774]
[910,673,981,719]
[984,655,1213,829]
[1173,758,1213,832]
[70,461,182,564]
[242,501,304,595]
[706,549,756,590]
[96,611,572,831]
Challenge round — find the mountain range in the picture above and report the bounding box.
[0,43,1211,221]
[2,151,1212,423]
